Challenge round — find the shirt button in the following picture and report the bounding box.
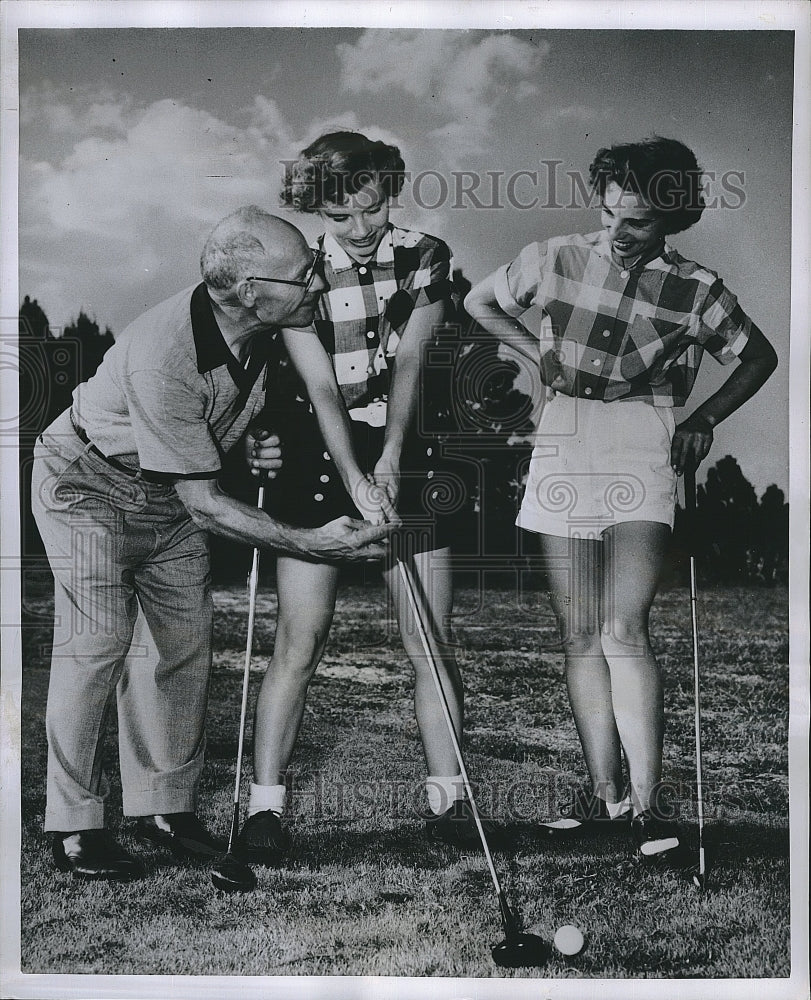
[602,329,611,338]
[426,447,433,456]
[427,471,435,479]
[584,387,593,396]
[320,474,330,483]
[367,330,375,339]
[621,270,629,278]
[323,451,331,461]
[592,358,601,367]
[367,365,375,374]
[358,266,368,275]
[314,493,324,501]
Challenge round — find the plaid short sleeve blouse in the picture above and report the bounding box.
[493,230,757,407]
[312,224,452,410]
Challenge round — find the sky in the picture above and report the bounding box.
[12,20,798,493]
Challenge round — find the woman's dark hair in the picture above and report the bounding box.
[281,131,406,212]
[588,136,706,234]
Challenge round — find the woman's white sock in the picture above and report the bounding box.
[248,782,286,817]
[426,775,465,815]
[606,796,631,819]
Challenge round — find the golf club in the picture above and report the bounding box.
[210,453,272,893]
[685,464,707,891]
[395,555,550,968]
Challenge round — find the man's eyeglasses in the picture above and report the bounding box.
[246,249,325,293]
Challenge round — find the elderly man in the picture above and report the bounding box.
[31,206,390,881]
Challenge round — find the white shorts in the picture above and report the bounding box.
[516,394,678,539]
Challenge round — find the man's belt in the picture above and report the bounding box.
[348,401,387,427]
[70,410,139,478]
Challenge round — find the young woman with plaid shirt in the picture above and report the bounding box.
[465,137,777,860]
[235,132,477,862]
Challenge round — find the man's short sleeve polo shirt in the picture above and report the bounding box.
[72,283,269,482]
[493,231,757,407]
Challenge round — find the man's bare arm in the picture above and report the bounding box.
[173,478,392,562]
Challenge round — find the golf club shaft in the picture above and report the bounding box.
[685,466,706,878]
[227,484,265,854]
[395,557,508,907]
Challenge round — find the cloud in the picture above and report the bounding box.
[337,30,548,150]
[23,97,267,233]
[19,87,312,329]
[338,31,448,100]
[21,82,135,137]
[17,32,551,329]
[17,82,449,331]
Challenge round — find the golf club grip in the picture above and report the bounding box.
[249,425,273,484]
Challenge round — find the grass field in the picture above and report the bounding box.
[18,576,791,982]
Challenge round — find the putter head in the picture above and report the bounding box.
[674,839,709,891]
[210,855,257,893]
[491,932,551,968]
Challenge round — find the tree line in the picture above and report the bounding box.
[18,290,788,586]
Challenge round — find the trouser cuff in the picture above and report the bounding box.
[122,787,198,817]
[44,803,105,833]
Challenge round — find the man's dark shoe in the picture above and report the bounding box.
[52,829,144,881]
[425,799,491,849]
[630,809,680,860]
[135,812,225,860]
[542,787,630,839]
[232,810,290,866]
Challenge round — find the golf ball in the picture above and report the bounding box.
[554,924,585,956]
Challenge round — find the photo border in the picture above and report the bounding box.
[1,3,808,999]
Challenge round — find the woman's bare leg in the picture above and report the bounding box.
[600,521,670,814]
[382,546,462,779]
[540,532,625,803]
[252,557,340,785]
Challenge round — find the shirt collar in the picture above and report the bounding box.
[191,282,238,374]
[592,229,669,270]
[320,225,395,273]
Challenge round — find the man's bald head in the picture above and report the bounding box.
[200,206,309,294]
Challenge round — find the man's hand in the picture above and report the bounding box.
[246,429,283,479]
[300,516,394,562]
[671,414,714,474]
[174,478,394,562]
[349,475,400,527]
